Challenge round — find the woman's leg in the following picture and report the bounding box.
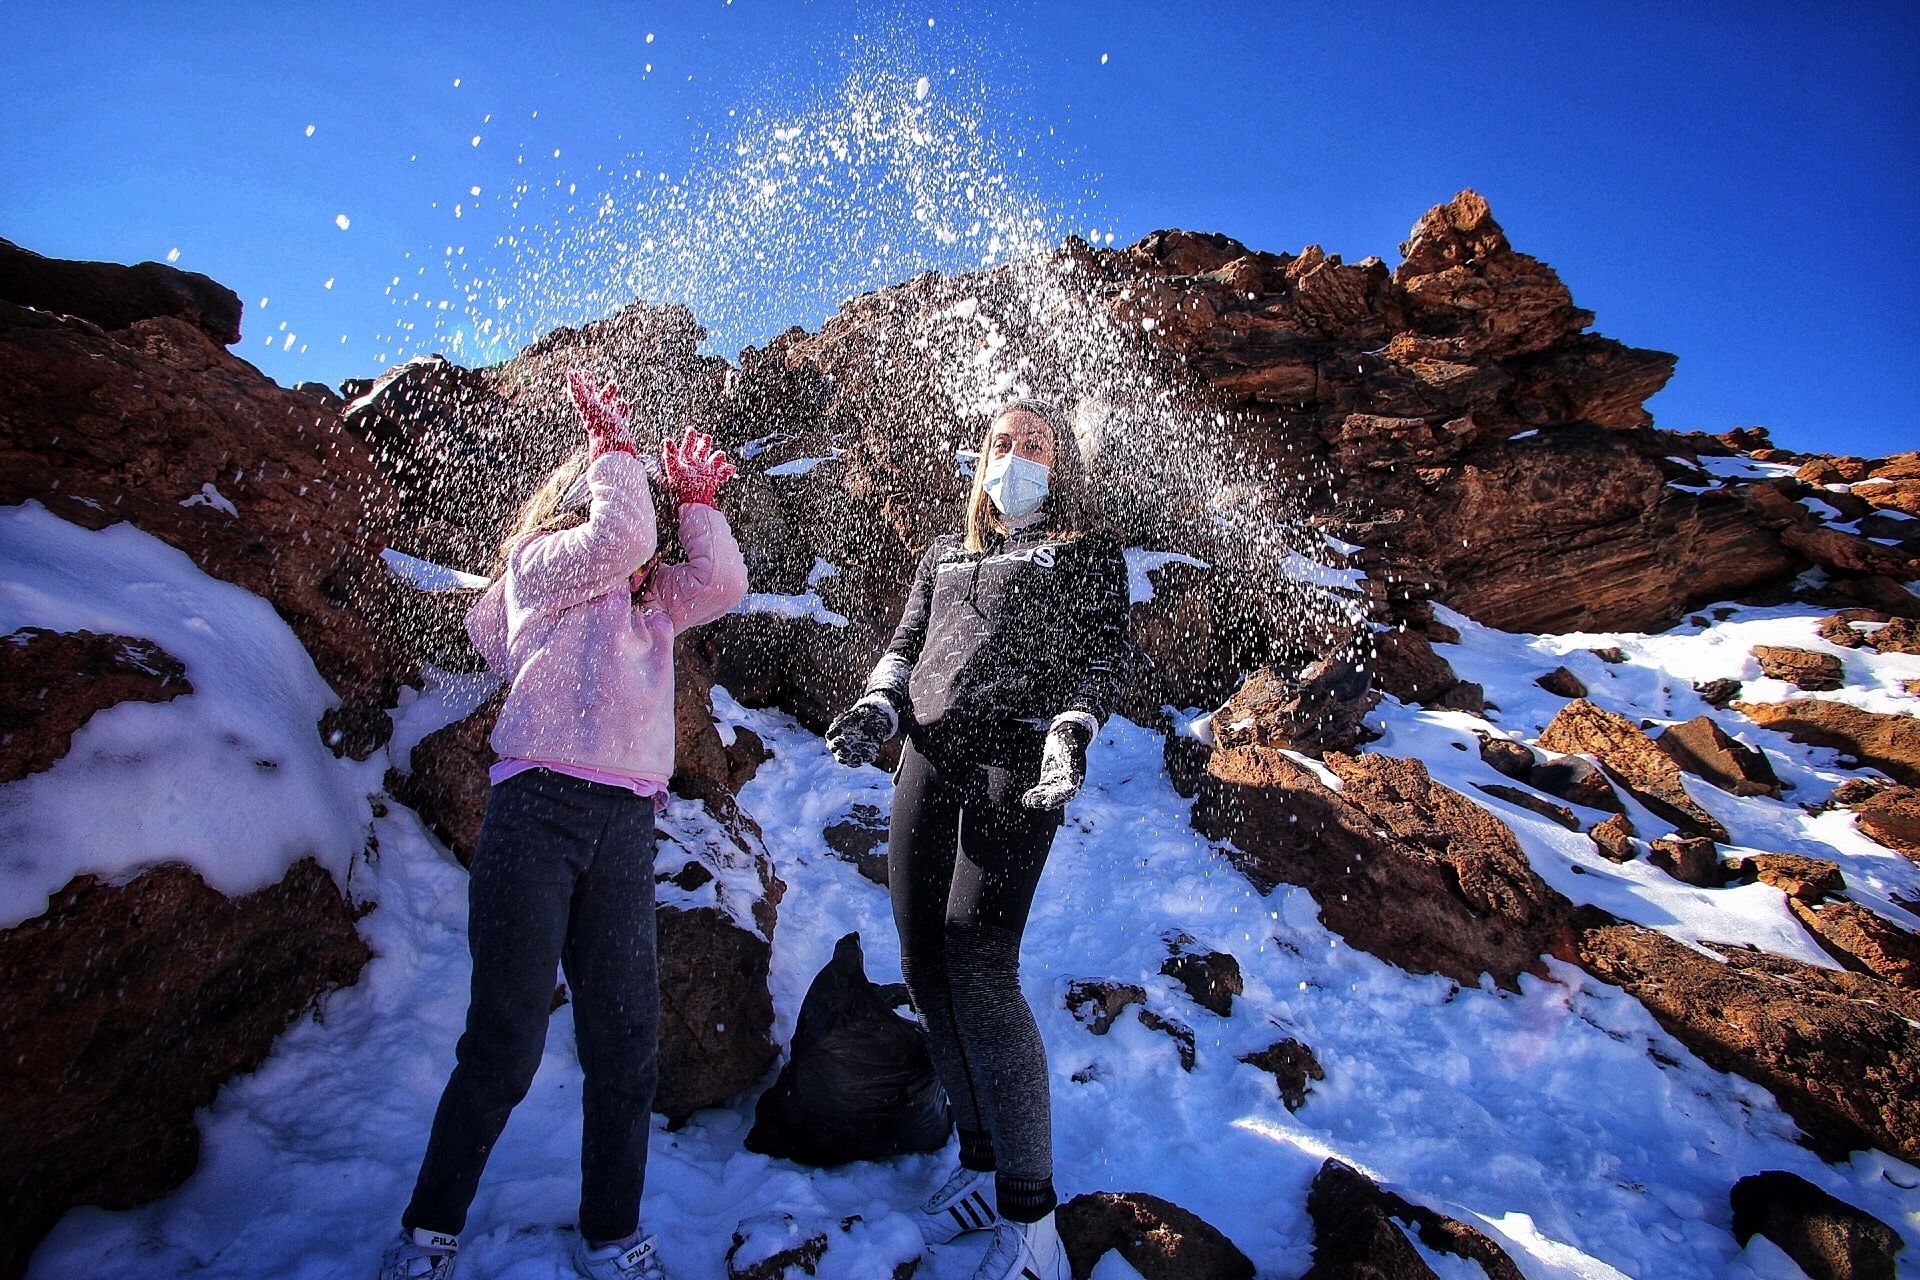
[564,795,660,1246]
[404,772,597,1235]
[944,741,1064,1223]
[889,738,996,1171]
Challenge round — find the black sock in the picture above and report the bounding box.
[995,1174,1056,1223]
[958,1126,997,1173]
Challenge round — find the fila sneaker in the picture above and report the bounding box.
[572,1231,667,1280]
[913,1164,999,1245]
[377,1227,458,1280]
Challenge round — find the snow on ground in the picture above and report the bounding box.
[15,505,1920,1275]
[0,503,378,927]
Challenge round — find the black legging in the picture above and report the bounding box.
[889,721,1062,1222]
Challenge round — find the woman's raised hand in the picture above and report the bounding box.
[661,426,737,508]
[567,369,637,461]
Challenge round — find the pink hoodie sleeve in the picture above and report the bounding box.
[509,451,658,612]
[465,577,509,671]
[644,502,749,632]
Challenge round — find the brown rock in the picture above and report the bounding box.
[0,273,410,756]
[1818,612,1920,655]
[1527,754,1623,813]
[1731,1171,1903,1280]
[1854,478,1920,518]
[1394,191,1591,361]
[1752,645,1846,692]
[1695,678,1744,708]
[1209,655,1379,758]
[1654,715,1782,797]
[1782,523,1918,578]
[1851,786,1920,861]
[1237,1039,1324,1111]
[1788,899,1920,988]
[0,628,191,784]
[1796,456,1874,485]
[1538,700,1728,840]
[1588,646,1628,664]
[821,803,890,886]
[0,860,370,1276]
[1066,980,1147,1035]
[1589,814,1637,862]
[1160,935,1243,1017]
[724,1214,827,1280]
[1194,747,1574,987]
[1302,1159,1526,1280]
[1535,666,1587,698]
[390,689,505,866]
[1649,835,1722,887]
[655,904,777,1121]
[1474,783,1579,830]
[1732,853,1844,903]
[1058,1191,1256,1280]
[1735,699,1920,787]
[0,236,241,343]
[1477,734,1537,781]
[1575,917,1920,1161]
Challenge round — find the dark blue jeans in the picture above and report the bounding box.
[404,768,660,1245]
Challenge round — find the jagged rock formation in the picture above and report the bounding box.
[0,246,410,757]
[0,860,369,1279]
[1301,1159,1526,1280]
[0,628,191,782]
[1056,1191,1256,1280]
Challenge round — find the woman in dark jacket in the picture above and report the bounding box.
[826,398,1130,1280]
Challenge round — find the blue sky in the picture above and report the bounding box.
[3,1,1914,456]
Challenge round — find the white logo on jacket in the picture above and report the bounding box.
[936,542,1060,573]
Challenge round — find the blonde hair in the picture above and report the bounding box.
[962,399,1092,552]
[488,449,590,580]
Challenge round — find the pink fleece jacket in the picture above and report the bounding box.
[464,450,748,782]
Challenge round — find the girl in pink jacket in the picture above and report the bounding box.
[381,372,746,1280]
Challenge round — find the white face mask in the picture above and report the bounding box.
[982,452,1050,518]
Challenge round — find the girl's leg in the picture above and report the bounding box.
[563,795,660,1246]
[403,772,597,1236]
[889,738,995,1171]
[944,742,1064,1223]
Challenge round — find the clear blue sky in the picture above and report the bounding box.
[3,1,1914,457]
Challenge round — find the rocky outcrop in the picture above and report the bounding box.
[0,860,370,1278]
[655,904,777,1122]
[1194,747,1574,987]
[0,628,191,783]
[1057,1191,1256,1280]
[0,237,242,344]
[0,255,409,756]
[1730,853,1843,903]
[1850,786,1920,861]
[1730,1171,1904,1280]
[1753,645,1846,692]
[1787,899,1920,988]
[1575,917,1920,1161]
[1160,935,1243,1017]
[1539,700,1728,840]
[1237,1038,1324,1111]
[1206,655,1378,758]
[1735,700,1920,787]
[1653,715,1782,797]
[1301,1159,1526,1280]
[1817,611,1920,655]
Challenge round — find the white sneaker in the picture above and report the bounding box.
[914,1164,999,1245]
[377,1228,458,1280]
[970,1213,1067,1280]
[572,1231,667,1280]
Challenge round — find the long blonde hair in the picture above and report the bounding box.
[962,399,1092,552]
[488,450,590,580]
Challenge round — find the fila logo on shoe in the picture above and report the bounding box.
[424,1233,457,1250]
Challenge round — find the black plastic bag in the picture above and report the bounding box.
[744,932,952,1165]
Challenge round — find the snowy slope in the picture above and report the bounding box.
[21,555,1920,1277]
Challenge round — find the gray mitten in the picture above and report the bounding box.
[825,692,898,767]
[1021,716,1093,810]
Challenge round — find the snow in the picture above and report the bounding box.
[381,547,491,591]
[15,506,1920,1277]
[0,502,376,928]
[1122,548,1210,603]
[736,558,850,627]
[179,481,239,517]
[763,451,840,478]
[1689,455,1800,483]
